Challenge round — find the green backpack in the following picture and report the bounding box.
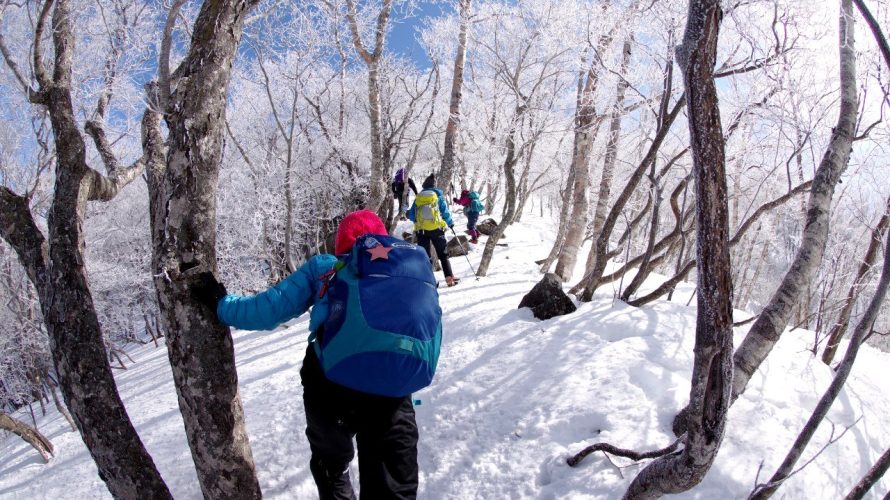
[415,189,446,231]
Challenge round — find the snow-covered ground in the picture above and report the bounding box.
[2,209,888,499]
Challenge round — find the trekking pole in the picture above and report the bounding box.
[450,227,479,279]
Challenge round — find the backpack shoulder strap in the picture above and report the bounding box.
[318,259,347,298]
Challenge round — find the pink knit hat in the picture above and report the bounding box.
[335,210,387,254]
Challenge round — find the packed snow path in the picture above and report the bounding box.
[1,212,888,499]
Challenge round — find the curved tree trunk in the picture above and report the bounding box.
[477,106,523,276]
[147,1,263,498]
[731,0,857,402]
[620,179,662,302]
[0,411,54,462]
[623,1,732,496]
[821,191,890,365]
[577,94,686,302]
[630,180,813,309]
[750,158,890,500]
[843,446,890,500]
[0,1,171,497]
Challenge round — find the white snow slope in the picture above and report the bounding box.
[1,210,888,499]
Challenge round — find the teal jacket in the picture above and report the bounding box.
[468,191,484,214]
[216,254,338,332]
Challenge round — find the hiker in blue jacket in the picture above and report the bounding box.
[407,173,457,286]
[192,210,420,500]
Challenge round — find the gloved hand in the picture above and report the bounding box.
[190,271,228,312]
[448,224,454,231]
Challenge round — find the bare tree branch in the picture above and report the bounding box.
[159,0,187,108]
[568,435,684,467]
[32,0,54,89]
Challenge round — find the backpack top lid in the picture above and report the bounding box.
[414,189,446,231]
[343,234,436,284]
[316,233,442,397]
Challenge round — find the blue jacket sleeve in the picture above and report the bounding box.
[407,202,416,222]
[216,254,337,331]
[436,189,454,227]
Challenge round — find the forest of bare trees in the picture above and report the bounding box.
[1,0,888,497]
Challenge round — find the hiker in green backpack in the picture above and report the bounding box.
[453,189,485,244]
[407,173,457,286]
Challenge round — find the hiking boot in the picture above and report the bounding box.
[470,238,478,244]
[446,276,456,287]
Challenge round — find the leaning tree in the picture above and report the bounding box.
[0,0,171,496]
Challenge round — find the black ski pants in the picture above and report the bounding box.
[415,229,454,280]
[300,346,419,500]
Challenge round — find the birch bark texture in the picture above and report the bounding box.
[623,0,733,496]
[0,0,172,497]
[147,1,262,498]
[731,0,857,402]
[345,0,394,216]
[438,0,472,193]
[580,36,635,285]
[554,43,608,281]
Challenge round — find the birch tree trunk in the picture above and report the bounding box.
[554,42,610,281]
[623,1,732,496]
[731,0,857,402]
[0,1,172,497]
[538,66,586,273]
[438,0,471,193]
[750,162,890,500]
[579,37,635,285]
[147,1,262,498]
[345,0,393,216]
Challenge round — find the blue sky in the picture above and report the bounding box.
[387,1,446,68]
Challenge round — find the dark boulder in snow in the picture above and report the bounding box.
[476,218,503,237]
[447,234,469,257]
[518,273,576,320]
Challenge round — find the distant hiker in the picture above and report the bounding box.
[408,173,457,287]
[453,189,484,244]
[192,210,443,500]
[391,167,418,218]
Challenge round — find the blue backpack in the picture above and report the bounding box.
[313,234,442,397]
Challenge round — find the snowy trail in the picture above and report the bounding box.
[1,211,889,499]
